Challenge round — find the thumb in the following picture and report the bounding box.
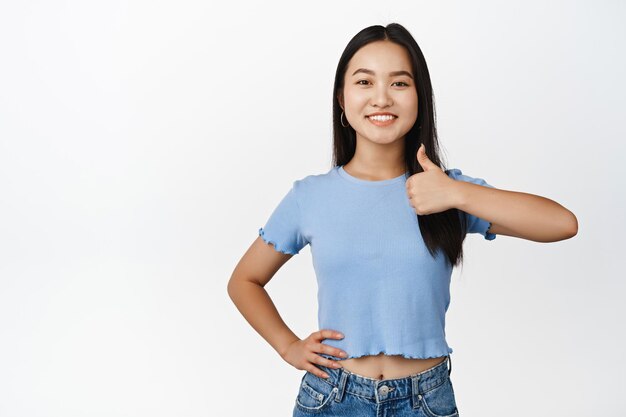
[416,143,436,171]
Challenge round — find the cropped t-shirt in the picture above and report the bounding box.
[258,165,496,360]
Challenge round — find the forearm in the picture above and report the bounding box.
[227,280,300,358]
[451,181,578,242]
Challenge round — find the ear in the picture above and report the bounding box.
[337,91,344,109]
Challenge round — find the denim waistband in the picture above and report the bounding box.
[312,355,452,404]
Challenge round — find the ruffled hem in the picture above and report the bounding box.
[485,222,497,240]
[321,347,453,361]
[258,227,299,255]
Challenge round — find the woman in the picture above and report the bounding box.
[227,23,577,416]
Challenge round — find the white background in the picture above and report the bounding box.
[1,1,624,416]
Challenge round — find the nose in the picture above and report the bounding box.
[370,85,393,108]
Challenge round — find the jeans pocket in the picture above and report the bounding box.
[420,377,459,417]
[295,372,339,413]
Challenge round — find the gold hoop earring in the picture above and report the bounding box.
[340,111,350,128]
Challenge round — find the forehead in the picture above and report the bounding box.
[347,41,413,75]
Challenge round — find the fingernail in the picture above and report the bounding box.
[337,333,344,338]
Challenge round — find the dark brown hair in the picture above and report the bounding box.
[331,23,469,267]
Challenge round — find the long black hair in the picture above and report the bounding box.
[331,23,469,267]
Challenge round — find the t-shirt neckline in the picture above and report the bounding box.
[336,165,408,186]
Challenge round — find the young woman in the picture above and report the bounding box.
[227,23,577,416]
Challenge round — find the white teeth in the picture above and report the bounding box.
[368,115,395,121]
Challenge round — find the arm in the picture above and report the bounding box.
[227,237,300,358]
[451,182,578,242]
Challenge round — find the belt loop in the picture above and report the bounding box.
[448,355,452,376]
[335,368,349,403]
[411,374,421,409]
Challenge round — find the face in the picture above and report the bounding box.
[339,40,418,145]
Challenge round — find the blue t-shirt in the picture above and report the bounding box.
[258,165,496,360]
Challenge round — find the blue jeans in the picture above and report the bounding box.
[293,355,458,417]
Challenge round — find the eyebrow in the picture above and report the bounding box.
[351,68,414,79]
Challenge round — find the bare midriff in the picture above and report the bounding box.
[337,352,448,380]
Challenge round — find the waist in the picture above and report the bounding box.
[312,354,452,398]
[337,353,449,380]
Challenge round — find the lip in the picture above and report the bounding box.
[367,114,397,127]
[366,112,397,117]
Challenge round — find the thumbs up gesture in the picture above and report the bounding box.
[406,143,458,215]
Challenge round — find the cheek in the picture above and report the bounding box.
[343,87,369,108]
[401,92,418,108]
[344,94,368,118]
[400,96,419,118]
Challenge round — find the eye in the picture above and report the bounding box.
[356,80,410,87]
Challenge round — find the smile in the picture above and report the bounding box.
[366,115,397,126]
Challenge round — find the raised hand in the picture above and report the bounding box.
[406,143,458,215]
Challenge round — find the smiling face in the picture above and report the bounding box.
[339,40,418,146]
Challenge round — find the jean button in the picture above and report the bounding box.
[378,385,389,395]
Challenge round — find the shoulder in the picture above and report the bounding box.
[445,167,493,188]
[292,167,337,193]
[444,167,466,180]
[288,167,338,211]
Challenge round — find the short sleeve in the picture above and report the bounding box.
[258,180,309,255]
[446,168,496,241]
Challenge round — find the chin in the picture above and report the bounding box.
[363,135,404,145]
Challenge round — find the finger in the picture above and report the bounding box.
[315,342,347,360]
[327,358,344,369]
[335,348,348,358]
[311,351,343,370]
[417,143,440,173]
[306,363,330,379]
[318,329,344,341]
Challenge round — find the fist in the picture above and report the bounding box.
[406,143,458,215]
